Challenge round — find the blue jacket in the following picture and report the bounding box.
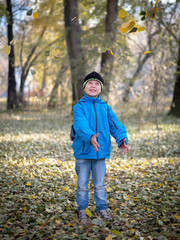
[72,94,128,160]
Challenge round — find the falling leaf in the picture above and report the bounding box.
[86,208,92,218]
[2,45,11,55]
[144,51,151,54]
[101,47,108,53]
[71,17,76,21]
[44,50,50,56]
[33,11,39,19]
[109,49,113,55]
[120,20,136,33]
[137,26,146,32]
[141,16,146,21]
[27,9,33,16]
[54,55,61,60]
[26,182,31,186]
[140,10,147,16]
[105,235,113,240]
[30,69,36,75]
[118,9,126,19]
[129,27,138,33]
[147,0,159,20]
[10,37,15,45]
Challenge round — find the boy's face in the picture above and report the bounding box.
[84,80,101,98]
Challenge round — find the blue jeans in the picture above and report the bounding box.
[75,159,107,211]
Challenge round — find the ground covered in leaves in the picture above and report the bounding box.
[0,109,179,240]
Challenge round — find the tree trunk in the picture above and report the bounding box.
[6,0,17,109]
[101,0,118,102]
[18,5,55,105]
[169,39,180,117]
[48,64,68,109]
[64,0,86,106]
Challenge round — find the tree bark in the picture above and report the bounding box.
[169,39,180,117]
[101,0,118,102]
[64,0,86,105]
[6,0,17,109]
[48,63,68,109]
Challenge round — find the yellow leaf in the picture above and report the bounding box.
[23,207,27,211]
[137,26,146,32]
[105,235,113,240]
[26,182,31,186]
[111,229,121,235]
[10,37,15,45]
[2,45,11,55]
[106,187,112,192]
[86,208,92,218]
[69,223,74,227]
[120,20,136,33]
[175,215,180,220]
[62,187,68,191]
[108,48,113,55]
[144,51,151,54]
[23,170,26,174]
[118,9,126,19]
[126,195,130,200]
[33,11,39,19]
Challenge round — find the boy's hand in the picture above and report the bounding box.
[118,138,129,155]
[90,133,100,152]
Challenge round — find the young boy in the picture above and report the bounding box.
[72,71,129,220]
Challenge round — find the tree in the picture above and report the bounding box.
[18,2,56,104]
[6,0,17,109]
[64,0,86,105]
[169,38,180,117]
[101,0,118,102]
[48,63,68,109]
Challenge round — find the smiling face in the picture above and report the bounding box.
[84,80,101,98]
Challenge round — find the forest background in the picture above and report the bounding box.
[0,0,180,240]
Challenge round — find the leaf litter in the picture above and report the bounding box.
[0,111,179,239]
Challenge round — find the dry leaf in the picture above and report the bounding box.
[26,182,32,186]
[105,235,113,240]
[33,11,39,19]
[118,9,126,19]
[144,51,151,54]
[2,45,11,55]
[86,208,92,217]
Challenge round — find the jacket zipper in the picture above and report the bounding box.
[82,141,85,151]
[93,101,99,159]
[112,120,118,129]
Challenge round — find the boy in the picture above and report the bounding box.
[72,71,129,220]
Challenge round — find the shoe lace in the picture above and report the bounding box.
[100,210,110,218]
[79,210,87,218]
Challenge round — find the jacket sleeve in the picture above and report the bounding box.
[107,105,128,147]
[73,103,96,142]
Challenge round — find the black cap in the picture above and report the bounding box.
[83,71,104,89]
